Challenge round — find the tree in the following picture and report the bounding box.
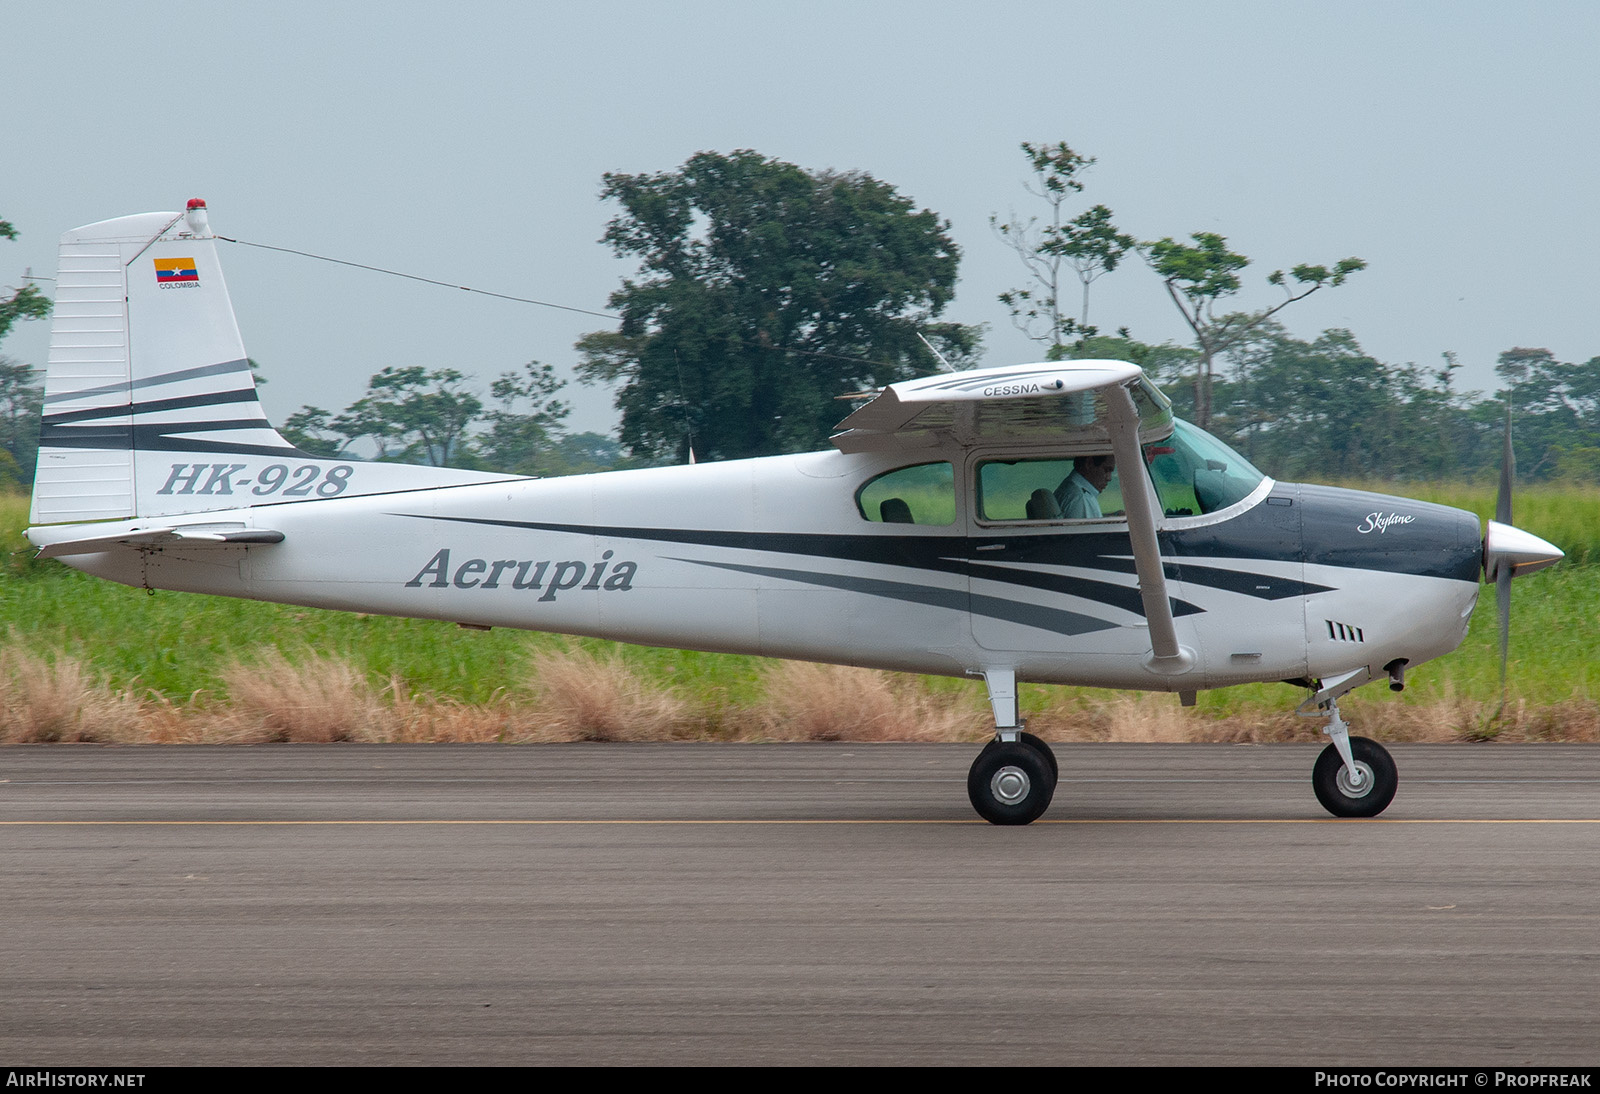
[335,366,484,466]
[1494,347,1600,480]
[0,219,49,485]
[0,220,51,345]
[476,360,571,475]
[1173,325,1501,483]
[1146,231,1365,429]
[577,150,979,462]
[541,431,628,476]
[991,141,1135,354]
[280,406,348,458]
[0,356,43,486]
[281,362,593,475]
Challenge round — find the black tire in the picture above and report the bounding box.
[968,741,1055,825]
[977,733,1059,785]
[1312,736,1397,818]
[1019,732,1058,784]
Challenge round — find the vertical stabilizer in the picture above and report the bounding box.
[31,201,292,523]
[30,200,513,527]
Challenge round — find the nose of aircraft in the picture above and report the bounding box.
[1483,520,1564,581]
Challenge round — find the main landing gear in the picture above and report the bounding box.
[968,732,1058,826]
[967,669,1058,825]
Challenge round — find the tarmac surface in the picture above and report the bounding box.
[2,742,1598,1065]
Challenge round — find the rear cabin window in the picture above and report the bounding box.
[856,462,956,525]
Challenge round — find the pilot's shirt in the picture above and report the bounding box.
[1056,470,1103,519]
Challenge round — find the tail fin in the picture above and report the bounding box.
[31,200,506,526]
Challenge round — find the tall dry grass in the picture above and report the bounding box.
[220,649,403,742]
[0,647,143,742]
[523,644,694,741]
[753,661,990,742]
[0,635,1596,745]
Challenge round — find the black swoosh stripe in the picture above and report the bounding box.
[43,359,253,406]
[675,558,1118,637]
[41,416,297,457]
[42,385,260,426]
[404,512,1202,615]
[409,512,1335,605]
[403,513,1238,619]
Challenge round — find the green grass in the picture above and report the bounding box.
[2,494,775,703]
[1347,480,1600,567]
[5,487,1595,721]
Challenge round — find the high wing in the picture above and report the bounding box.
[829,360,1173,453]
[832,360,1195,687]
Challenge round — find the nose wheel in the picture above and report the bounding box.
[1312,734,1397,818]
[968,737,1057,825]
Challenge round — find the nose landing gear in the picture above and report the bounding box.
[1310,699,1398,818]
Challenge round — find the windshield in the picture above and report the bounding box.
[1144,419,1267,516]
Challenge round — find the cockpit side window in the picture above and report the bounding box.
[855,462,956,525]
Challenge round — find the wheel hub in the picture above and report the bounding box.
[991,765,1031,805]
[1337,760,1375,798]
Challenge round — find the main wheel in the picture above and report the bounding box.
[968,741,1055,825]
[1312,736,1397,818]
[977,732,1059,785]
[1019,732,1058,784]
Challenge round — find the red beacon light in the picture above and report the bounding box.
[183,198,210,237]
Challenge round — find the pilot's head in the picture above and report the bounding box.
[1075,453,1116,491]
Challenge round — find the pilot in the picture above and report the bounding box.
[1056,454,1116,519]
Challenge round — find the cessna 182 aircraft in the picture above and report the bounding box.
[26,201,1565,824]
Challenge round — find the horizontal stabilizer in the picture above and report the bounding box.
[34,525,285,559]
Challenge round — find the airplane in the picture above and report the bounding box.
[25,201,1566,824]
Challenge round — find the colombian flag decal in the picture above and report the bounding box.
[153,257,199,285]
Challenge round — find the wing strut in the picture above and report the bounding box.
[1106,383,1194,676]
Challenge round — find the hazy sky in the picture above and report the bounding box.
[5,1,1596,436]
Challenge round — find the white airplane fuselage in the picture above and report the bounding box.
[54,446,1484,694]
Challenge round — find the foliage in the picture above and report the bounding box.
[540,431,629,476]
[1067,332,1195,377]
[0,219,51,346]
[577,149,980,462]
[1194,326,1483,481]
[1124,323,1600,494]
[345,366,484,466]
[1146,230,1365,428]
[0,356,43,483]
[283,360,585,474]
[280,405,348,458]
[476,361,571,475]
[0,219,49,483]
[1493,346,1600,481]
[991,141,1135,350]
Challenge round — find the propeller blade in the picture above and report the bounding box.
[1496,397,1514,526]
[1497,561,1512,705]
[1495,393,1513,710]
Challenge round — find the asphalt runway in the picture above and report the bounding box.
[2,742,1598,1066]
